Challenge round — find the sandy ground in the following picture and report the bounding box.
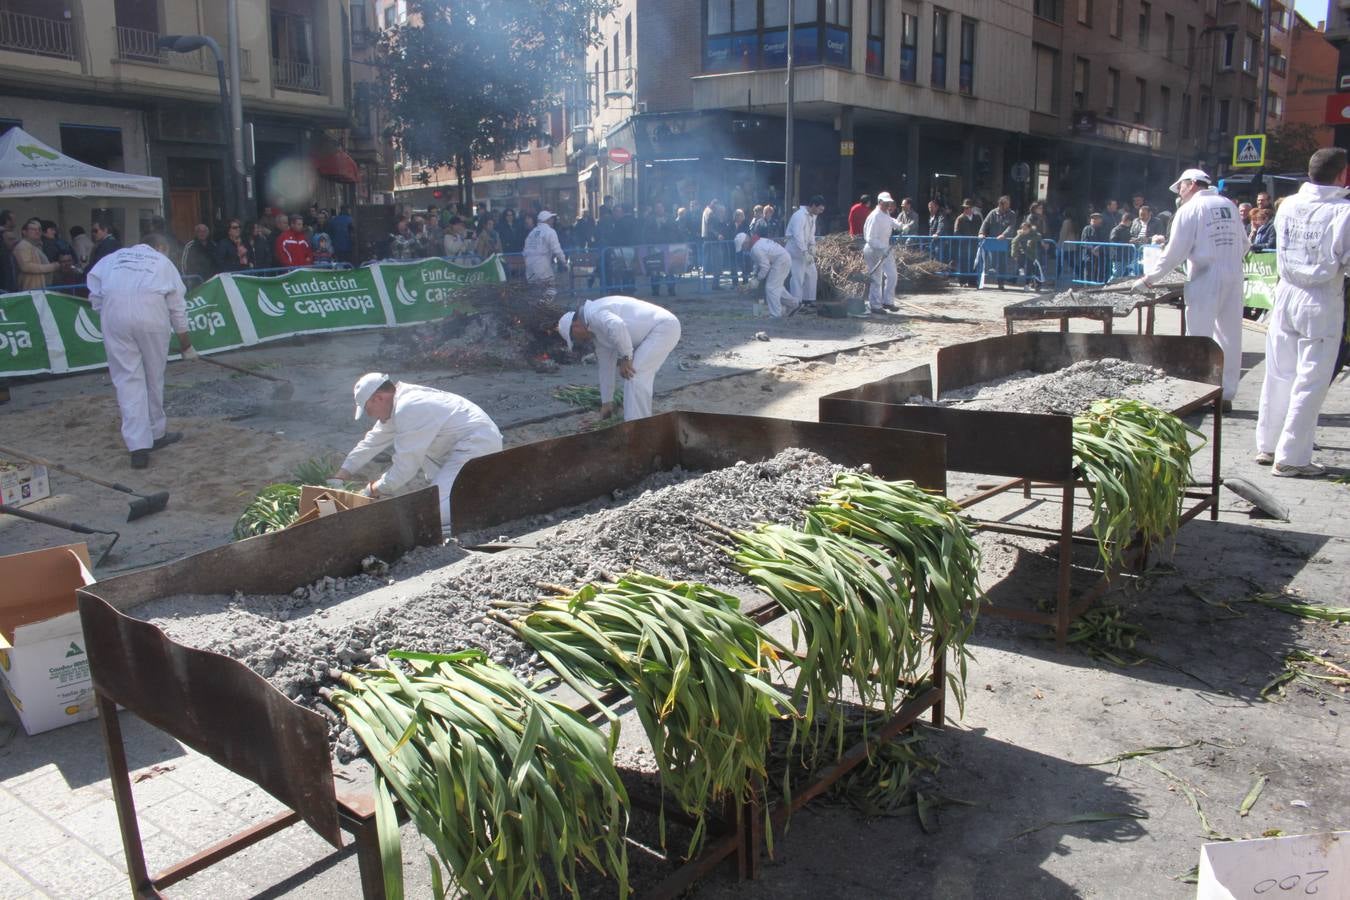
[1,282,1347,899]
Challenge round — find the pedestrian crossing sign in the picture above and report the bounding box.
[1232,134,1266,168]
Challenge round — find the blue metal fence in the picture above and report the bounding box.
[1056,241,1143,287]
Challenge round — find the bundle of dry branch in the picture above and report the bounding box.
[813,233,951,301]
[387,281,568,372]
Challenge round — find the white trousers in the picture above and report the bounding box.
[623,316,682,421]
[104,324,170,452]
[431,425,504,530]
[524,254,555,283]
[1183,265,1245,401]
[789,252,818,303]
[1255,284,1344,467]
[763,258,800,317]
[863,247,897,311]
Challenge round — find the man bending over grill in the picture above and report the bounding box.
[557,296,682,421]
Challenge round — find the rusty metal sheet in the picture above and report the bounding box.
[91,488,442,614]
[77,593,344,847]
[820,367,934,405]
[452,411,947,536]
[936,333,1222,392]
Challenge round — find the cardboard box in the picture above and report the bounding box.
[0,462,51,509]
[1198,832,1349,900]
[290,485,376,528]
[0,543,98,735]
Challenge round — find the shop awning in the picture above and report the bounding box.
[316,149,359,183]
[577,163,598,184]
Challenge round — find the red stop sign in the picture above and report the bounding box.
[609,147,632,164]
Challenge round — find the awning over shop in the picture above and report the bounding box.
[316,149,359,183]
[0,127,162,199]
[577,163,598,184]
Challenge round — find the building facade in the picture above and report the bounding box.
[0,0,358,242]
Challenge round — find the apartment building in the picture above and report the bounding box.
[0,0,355,241]
[1282,13,1337,152]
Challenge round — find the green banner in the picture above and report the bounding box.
[233,268,384,340]
[0,257,504,377]
[0,292,51,374]
[378,256,506,324]
[1243,251,1277,310]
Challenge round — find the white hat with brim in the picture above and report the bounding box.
[558,311,575,352]
[734,232,750,252]
[353,372,389,420]
[876,192,894,203]
[538,210,556,223]
[1169,168,1212,193]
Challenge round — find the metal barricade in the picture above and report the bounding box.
[923,235,983,283]
[1057,241,1143,287]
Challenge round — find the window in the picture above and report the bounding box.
[1186,25,1195,66]
[1137,2,1150,48]
[1220,31,1234,69]
[1164,14,1174,60]
[900,12,917,82]
[1243,99,1255,131]
[932,9,948,89]
[1135,77,1146,123]
[959,17,975,95]
[1269,52,1286,76]
[1077,0,1092,26]
[272,10,315,64]
[382,4,396,28]
[594,60,600,106]
[867,0,884,76]
[1109,0,1122,37]
[1273,5,1288,31]
[1270,93,1284,117]
[1106,68,1119,116]
[703,0,849,73]
[624,14,632,61]
[1073,56,1089,109]
[1218,97,1230,133]
[1034,44,1059,114]
[1034,0,1062,24]
[59,125,124,171]
[1160,85,1170,130]
[1182,91,1192,138]
[1243,34,1256,72]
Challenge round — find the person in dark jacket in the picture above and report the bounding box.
[1249,207,1276,251]
[1079,212,1111,282]
[640,202,683,297]
[85,221,121,272]
[498,208,525,253]
[1109,211,1134,243]
[214,219,253,271]
[953,199,982,286]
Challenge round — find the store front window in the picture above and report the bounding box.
[704,0,852,73]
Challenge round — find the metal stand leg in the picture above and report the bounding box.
[1056,483,1075,647]
[98,696,156,897]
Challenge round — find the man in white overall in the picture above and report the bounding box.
[1136,168,1249,407]
[335,374,503,532]
[523,210,567,283]
[557,296,681,421]
[1254,148,1350,477]
[86,235,197,469]
[785,195,825,305]
[735,231,800,317]
[863,192,903,314]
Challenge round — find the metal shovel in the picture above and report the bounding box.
[195,356,295,401]
[0,505,120,567]
[0,443,169,522]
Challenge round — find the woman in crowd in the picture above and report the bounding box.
[215,219,254,271]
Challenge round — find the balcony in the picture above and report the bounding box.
[113,26,253,77]
[272,56,322,93]
[0,10,77,60]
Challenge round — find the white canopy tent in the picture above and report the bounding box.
[0,127,162,247]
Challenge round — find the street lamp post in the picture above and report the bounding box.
[158,33,243,221]
[785,0,795,214]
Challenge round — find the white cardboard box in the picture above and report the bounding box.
[0,543,98,735]
[1198,832,1349,900]
[0,462,51,509]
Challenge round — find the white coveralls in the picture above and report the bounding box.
[579,296,682,421]
[86,245,188,452]
[340,383,503,529]
[785,206,819,303]
[1255,182,1350,467]
[747,239,800,317]
[523,223,566,283]
[863,207,902,312]
[1144,188,1249,401]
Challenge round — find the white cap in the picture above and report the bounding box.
[558,311,575,351]
[734,232,750,252]
[1169,168,1212,193]
[353,372,389,420]
[537,210,556,223]
[876,191,894,203]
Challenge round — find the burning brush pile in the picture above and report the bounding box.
[385,281,567,373]
[814,232,952,302]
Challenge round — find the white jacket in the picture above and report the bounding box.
[341,382,501,494]
[87,245,188,334]
[578,296,679,407]
[748,238,791,280]
[864,207,902,252]
[1273,181,1350,293]
[1145,188,1248,282]
[785,206,816,258]
[523,223,564,263]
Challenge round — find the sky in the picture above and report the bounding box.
[1294,0,1330,27]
